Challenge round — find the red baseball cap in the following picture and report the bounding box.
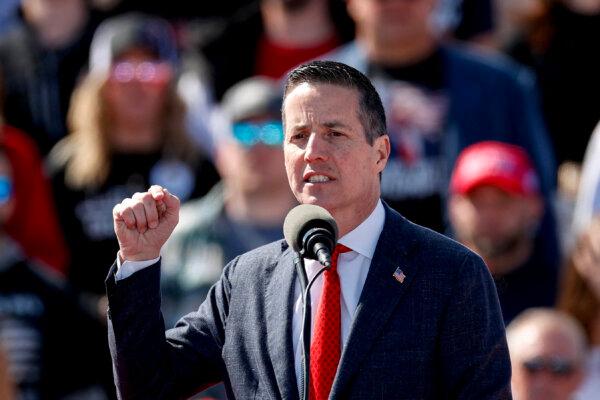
[450,141,540,196]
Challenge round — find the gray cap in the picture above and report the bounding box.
[89,13,178,77]
[221,77,283,123]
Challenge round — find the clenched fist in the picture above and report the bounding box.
[113,185,180,261]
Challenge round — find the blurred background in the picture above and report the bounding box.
[0,0,599,399]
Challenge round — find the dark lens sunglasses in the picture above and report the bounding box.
[522,356,577,377]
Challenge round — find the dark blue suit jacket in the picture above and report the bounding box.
[106,204,511,399]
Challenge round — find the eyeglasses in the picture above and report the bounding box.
[232,121,284,148]
[522,356,577,377]
[109,61,172,84]
[0,175,13,205]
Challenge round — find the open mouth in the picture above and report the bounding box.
[306,174,332,183]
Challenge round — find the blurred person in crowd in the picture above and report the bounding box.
[448,141,558,323]
[0,146,111,399]
[501,0,600,166]
[198,0,354,100]
[0,346,15,400]
[47,13,220,312]
[324,0,556,236]
[558,217,600,399]
[0,71,69,275]
[161,76,296,328]
[161,76,296,400]
[507,308,587,400]
[0,0,104,155]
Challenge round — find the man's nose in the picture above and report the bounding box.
[304,133,328,163]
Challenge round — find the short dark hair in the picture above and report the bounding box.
[283,60,387,144]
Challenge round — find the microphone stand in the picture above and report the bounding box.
[293,251,329,400]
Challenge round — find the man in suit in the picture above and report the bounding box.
[108,60,511,399]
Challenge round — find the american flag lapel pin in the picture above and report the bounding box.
[393,267,406,284]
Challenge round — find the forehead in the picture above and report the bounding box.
[514,325,579,360]
[283,82,361,120]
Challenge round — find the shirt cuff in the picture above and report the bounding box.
[115,254,161,281]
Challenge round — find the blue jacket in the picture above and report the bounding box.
[106,204,511,399]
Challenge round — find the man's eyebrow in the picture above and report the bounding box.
[323,120,352,130]
[287,120,352,131]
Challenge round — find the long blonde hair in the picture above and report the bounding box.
[51,73,199,189]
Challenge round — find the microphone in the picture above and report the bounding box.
[284,204,338,268]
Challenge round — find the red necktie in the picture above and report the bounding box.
[310,244,352,400]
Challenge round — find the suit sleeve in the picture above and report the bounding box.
[106,256,237,399]
[439,253,512,399]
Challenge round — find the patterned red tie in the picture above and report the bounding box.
[310,244,352,400]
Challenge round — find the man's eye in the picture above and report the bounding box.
[290,132,307,140]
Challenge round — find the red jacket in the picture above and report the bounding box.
[3,125,69,274]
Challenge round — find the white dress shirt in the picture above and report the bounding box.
[116,200,386,389]
[292,200,385,387]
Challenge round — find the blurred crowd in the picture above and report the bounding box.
[0,0,598,399]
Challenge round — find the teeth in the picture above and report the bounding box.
[308,175,330,183]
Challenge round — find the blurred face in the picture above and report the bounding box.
[283,82,390,234]
[21,0,87,48]
[347,0,437,44]
[217,117,288,194]
[449,186,543,269]
[103,48,172,130]
[511,326,584,400]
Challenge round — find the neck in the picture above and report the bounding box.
[358,32,438,66]
[109,122,162,153]
[261,0,335,47]
[479,239,534,277]
[334,196,379,238]
[224,184,296,226]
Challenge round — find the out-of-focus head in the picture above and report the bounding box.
[215,77,287,194]
[507,308,587,400]
[21,0,88,49]
[448,141,543,272]
[347,0,438,45]
[89,13,178,130]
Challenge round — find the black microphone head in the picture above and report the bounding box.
[283,204,338,253]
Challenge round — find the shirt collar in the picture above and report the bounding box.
[338,199,385,260]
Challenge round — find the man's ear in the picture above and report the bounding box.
[346,0,360,21]
[374,134,391,174]
[525,194,545,228]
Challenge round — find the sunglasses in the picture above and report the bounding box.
[109,61,172,84]
[0,175,13,205]
[522,356,577,377]
[232,121,284,148]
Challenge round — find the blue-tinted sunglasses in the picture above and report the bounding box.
[0,175,12,204]
[232,121,284,148]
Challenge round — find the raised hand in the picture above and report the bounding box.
[113,185,180,261]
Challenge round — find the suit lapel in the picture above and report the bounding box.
[331,206,420,398]
[265,245,300,400]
